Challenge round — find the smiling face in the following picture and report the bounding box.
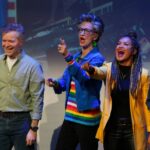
[2,31,23,59]
[78,21,98,51]
[115,36,136,66]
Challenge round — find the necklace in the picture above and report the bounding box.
[120,71,128,80]
[119,65,131,80]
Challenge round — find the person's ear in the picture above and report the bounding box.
[93,33,98,41]
[133,49,137,55]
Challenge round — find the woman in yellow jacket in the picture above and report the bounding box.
[85,32,150,150]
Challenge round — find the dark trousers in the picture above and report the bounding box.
[55,120,99,150]
[0,112,35,150]
[104,119,135,150]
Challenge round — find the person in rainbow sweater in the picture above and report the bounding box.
[46,13,105,150]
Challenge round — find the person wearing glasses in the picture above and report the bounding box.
[46,13,105,150]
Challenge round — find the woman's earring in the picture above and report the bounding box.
[92,41,97,47]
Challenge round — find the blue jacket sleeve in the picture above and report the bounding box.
[53,68,69,94]
[67,55,105,83]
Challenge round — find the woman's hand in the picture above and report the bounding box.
[82,62,95,75]
[81,62,90,71]
[45,78,57,87]
[58,38,68,57]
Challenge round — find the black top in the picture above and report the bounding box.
[110,65,131,120]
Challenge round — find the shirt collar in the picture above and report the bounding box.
[2,49,25,61]
[74,47,99,60]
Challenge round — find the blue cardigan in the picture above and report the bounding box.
[54,47,105,111]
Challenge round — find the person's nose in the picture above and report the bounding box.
[117,43,124,49]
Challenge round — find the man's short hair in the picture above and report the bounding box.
[2,23,25,37]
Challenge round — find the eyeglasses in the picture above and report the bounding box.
[78,27,94,35]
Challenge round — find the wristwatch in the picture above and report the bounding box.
[30,126,39,132]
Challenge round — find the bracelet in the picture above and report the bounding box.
[65,53,73,63]
[67,60,74,65]
[30,126,39,132]
[88,66,95,75]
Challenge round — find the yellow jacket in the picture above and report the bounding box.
[92,63,150,150]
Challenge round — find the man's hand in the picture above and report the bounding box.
[26,130,37,146]
[57,38,68,57]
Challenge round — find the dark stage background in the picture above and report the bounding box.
[0,0,150,149]
[17,0,150,62]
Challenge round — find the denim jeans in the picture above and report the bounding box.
[0,112,35,150]
[104,119,135,150]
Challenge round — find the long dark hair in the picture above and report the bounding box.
[111,31,142,97]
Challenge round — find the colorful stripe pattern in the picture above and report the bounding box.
[64,80,101,126]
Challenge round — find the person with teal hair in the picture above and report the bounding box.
[46,13,105,150]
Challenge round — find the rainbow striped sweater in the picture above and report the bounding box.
[64,80,101,126]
